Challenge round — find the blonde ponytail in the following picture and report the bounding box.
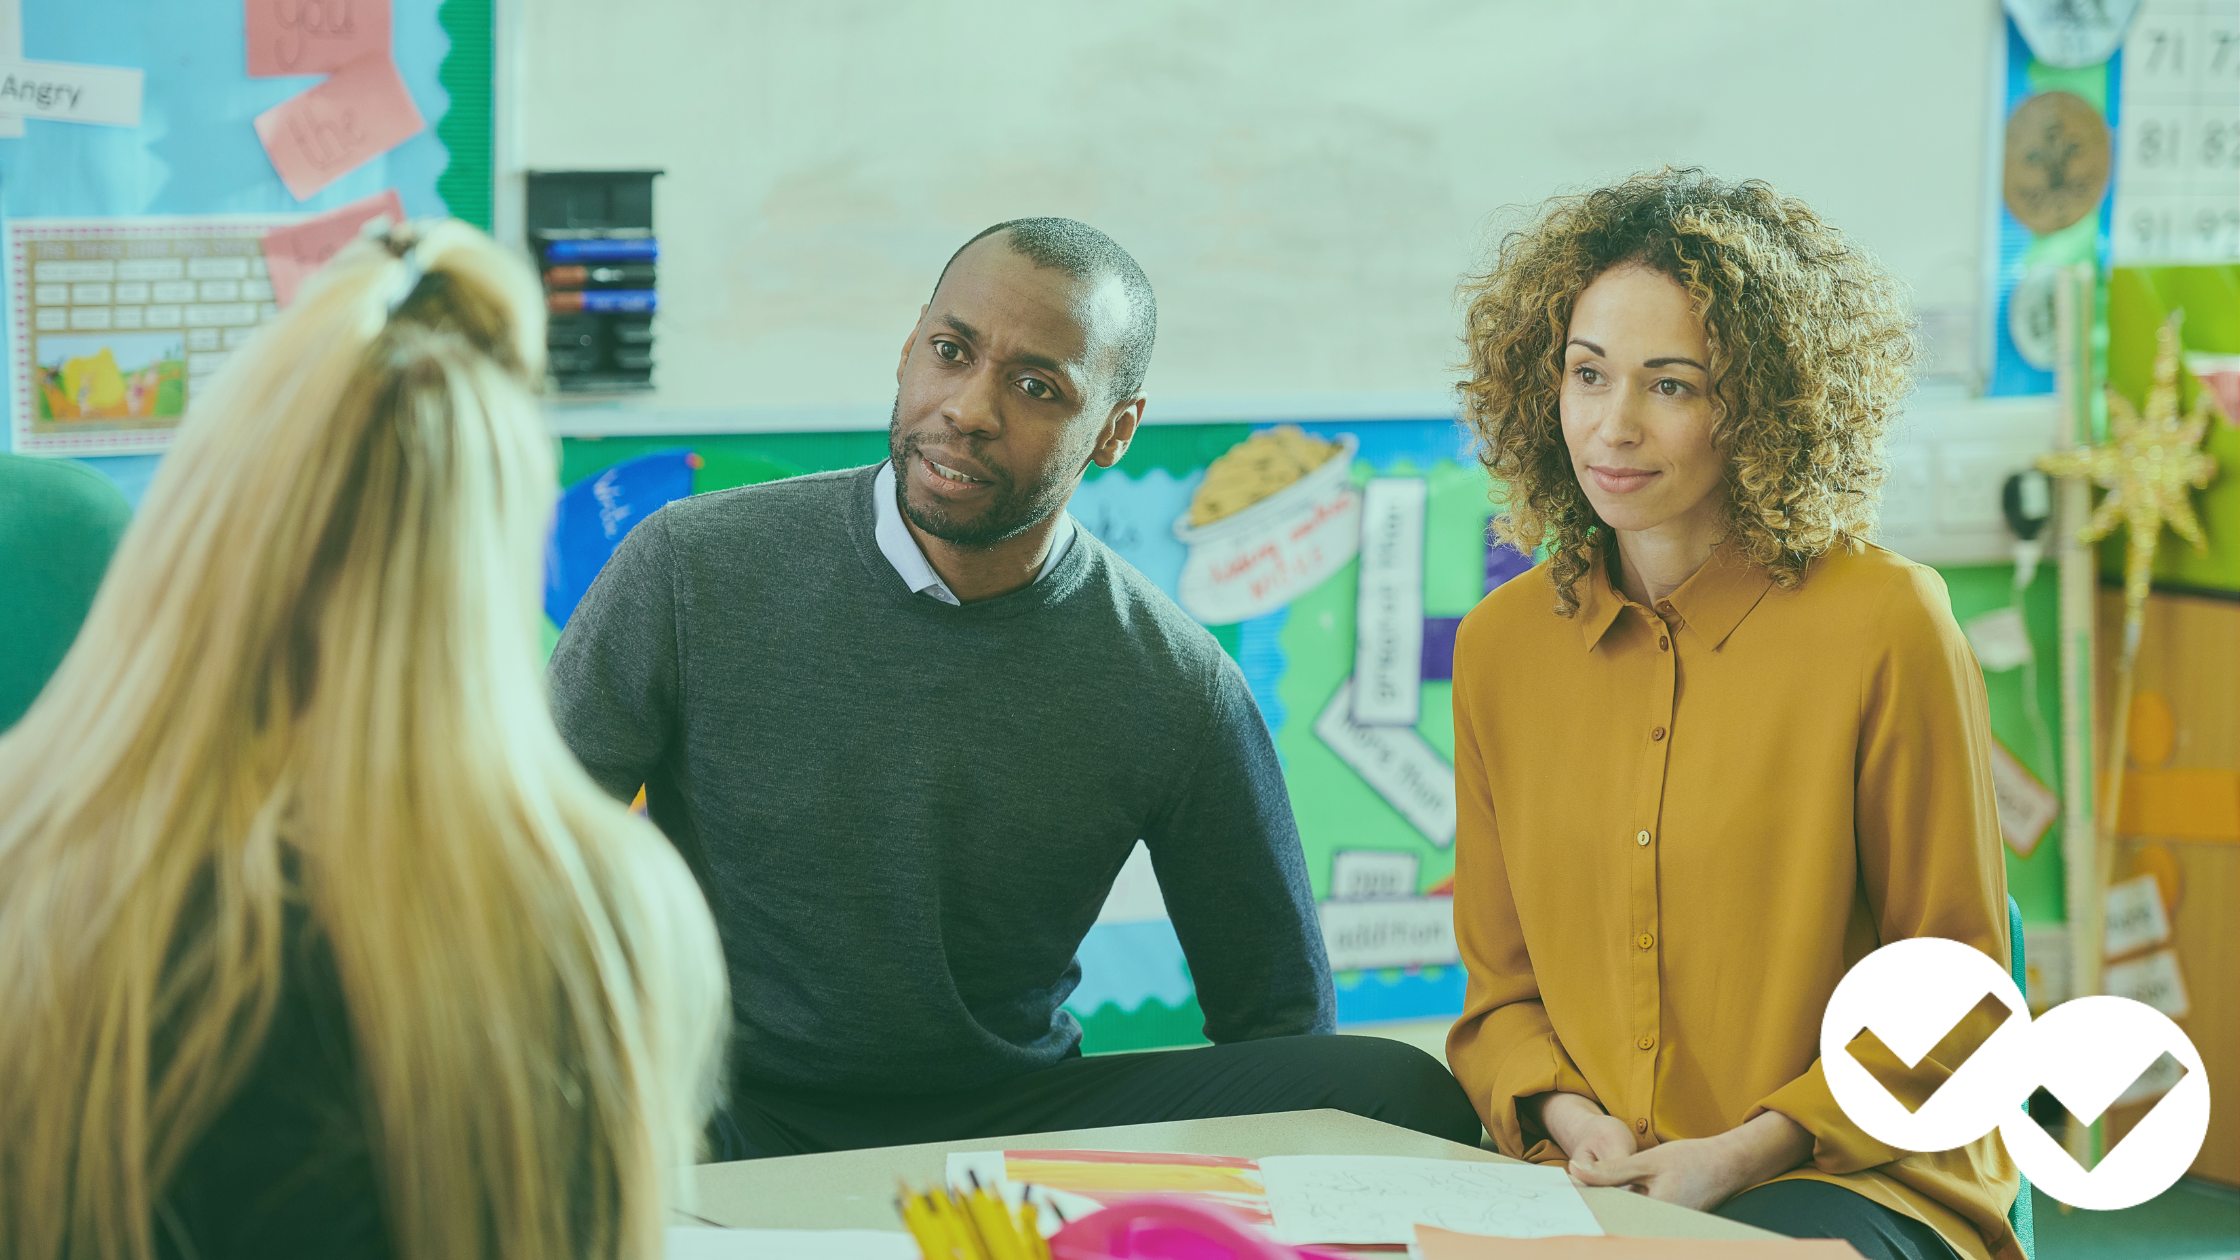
[0,221,728,1260]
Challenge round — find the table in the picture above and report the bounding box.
[694,1109,1778,1242]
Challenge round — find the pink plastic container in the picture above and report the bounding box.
[1048,1197,1344,1260]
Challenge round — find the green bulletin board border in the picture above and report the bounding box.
[435,0,495,230]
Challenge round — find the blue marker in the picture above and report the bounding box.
[546,238,658,263]
[548,289,656,314]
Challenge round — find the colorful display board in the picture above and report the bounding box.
[0,0,487,494]
[548,420,1514,1049]
[551,415,2083,1052]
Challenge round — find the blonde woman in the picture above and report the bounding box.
[1447,170,2017,1260]
[0,221,729,1260]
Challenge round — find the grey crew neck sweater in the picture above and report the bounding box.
[548,464,1334,1094]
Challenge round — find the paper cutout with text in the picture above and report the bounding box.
[260,187,405,305]
[247,0,392,78]
[253,52,423,200]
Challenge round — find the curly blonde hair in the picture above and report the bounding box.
[1458,168,1917,615]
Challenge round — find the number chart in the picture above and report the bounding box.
[2114,0,2240,262]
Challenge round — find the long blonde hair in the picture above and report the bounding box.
[0,222,728,1259]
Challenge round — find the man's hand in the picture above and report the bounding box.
[1569,1110,1814,1213]
[1527,1091,1637,1167]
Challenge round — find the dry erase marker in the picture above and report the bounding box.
[546,289,656,314]
[545,238,657,263]
[544,264,657,288]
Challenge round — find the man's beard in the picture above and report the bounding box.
[888,398,1067,549]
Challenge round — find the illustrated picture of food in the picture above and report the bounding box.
[1187,425,1345,526]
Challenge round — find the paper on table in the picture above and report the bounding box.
[1414,1224,1864,1260]
[947,1150,1217,1228]
[252,52,424,200]
[260,187,404,305]
[1260,1156,1601,1246]
[663,1227,920,1260]
[247,0,392,77]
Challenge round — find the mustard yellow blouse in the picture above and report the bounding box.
[1446,542,2021,1260]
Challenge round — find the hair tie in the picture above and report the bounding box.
[363,215,429,316]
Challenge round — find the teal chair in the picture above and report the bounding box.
[0,454,132,730]
[2008,894,2035,1259]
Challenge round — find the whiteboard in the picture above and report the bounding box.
[509,0,2002,431]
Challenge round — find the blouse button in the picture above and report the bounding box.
[1659,636,1670,651]
[1651,726,1666,741]
[1658,601,1676,615]
[1638,1035,1655,1050]
[1637,932,1654,949]
[1635,830,1651,846]
[1635,1118,1649,1134]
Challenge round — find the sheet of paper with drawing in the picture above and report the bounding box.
[1258,1156,1602,1245]
[945,1151,1156,1229]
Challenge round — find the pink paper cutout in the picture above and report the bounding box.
[261,187,407,307]
[253,52,425,202]
[246,0,392,78]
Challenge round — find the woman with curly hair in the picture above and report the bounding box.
[1444,169,2019,1260]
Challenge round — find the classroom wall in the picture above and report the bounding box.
[513,0,2001,427]
[12,0,2094,1049]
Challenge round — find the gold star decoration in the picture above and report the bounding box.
[2037,307,2220,918]
[2036,309,2219,622]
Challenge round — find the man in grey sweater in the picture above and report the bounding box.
[550,218,1477,1158]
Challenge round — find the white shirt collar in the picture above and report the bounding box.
[872,460,1076,605]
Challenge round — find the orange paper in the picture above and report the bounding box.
[1415,1225,1864,1260]
[252,52,425,201]
[260,188,406,306]
[2119,768,2240,841]
[246,0,392,77]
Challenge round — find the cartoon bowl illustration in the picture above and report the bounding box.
[1172,430,1359,625]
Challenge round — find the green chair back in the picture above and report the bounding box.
[0,454,132,730]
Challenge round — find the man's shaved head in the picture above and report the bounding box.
[932,218,1157,401]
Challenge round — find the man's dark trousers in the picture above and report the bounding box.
[709,1034,1481,1159]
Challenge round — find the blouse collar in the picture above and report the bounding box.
[1575,539,1776,652]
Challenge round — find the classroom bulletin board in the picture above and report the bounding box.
[547,425,2078,1053]
[0,0,491,496]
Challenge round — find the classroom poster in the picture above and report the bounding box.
[2110,0,2240,264]
[547,419,1527,1049]
[8,215,294,456]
